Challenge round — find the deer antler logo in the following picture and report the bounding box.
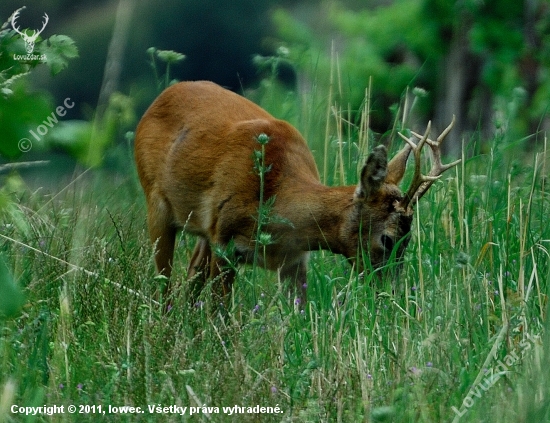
[11,7,49,54]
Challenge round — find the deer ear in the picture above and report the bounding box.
[355,145,388,201]
[385,144,412,185]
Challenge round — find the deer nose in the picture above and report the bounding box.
[381,235,395,252]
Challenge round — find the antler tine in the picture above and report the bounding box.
[410,116,460,204]
[397,115,461,213]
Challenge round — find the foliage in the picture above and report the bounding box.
[1,2,550,421]
[0,10,78,160]
[0,8,135,168]
[0,253,24,319]
[1,82,549,421]
[0,13,78,80]
[46,92,136,168]
[271,0,550,144]
[250,46,300,125]
[0,82,52,159]
[39,34,79,76]
[146,47,186,92]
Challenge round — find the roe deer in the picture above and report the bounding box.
[134,80,460,305]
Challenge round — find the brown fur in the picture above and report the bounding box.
[135,81,412,305]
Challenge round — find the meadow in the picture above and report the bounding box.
[1,85,550,423]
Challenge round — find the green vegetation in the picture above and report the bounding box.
[0,9,135,169]
[271,0,550,149]
[1,1,550,421]
[0,10,78,160]
[147,47,186,93]
[1,79,549,421]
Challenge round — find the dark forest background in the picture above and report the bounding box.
[1,0,549,166]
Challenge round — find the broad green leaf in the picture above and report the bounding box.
[39,34,79,75]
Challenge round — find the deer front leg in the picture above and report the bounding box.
[280,254,309,305]
[188,238,236,308]
[187,237,211,304]
[208,252,236,307]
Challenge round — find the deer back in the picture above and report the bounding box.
[135,81,320,250]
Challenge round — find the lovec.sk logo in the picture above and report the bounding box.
[11,7,48,61]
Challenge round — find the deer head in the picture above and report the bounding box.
[11,7,49,54]
[336,116,460,275]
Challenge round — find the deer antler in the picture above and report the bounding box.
[11,8,49,39]
[396,115,461,213]
[10,7,26,38]
[33,13,49,39]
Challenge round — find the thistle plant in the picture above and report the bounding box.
[146,47,186,91]
[252,133,273,269]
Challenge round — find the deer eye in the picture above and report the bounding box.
[381,235,395,251]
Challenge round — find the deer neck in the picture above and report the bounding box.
[276,181,357,256]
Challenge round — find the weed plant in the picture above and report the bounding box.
[1,81,550,422]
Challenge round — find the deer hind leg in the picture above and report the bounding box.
[147,194,177,302]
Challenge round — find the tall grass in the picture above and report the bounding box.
[1,81,550,423]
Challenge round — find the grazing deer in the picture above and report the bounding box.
[134,80,459,305]
[11,7,49,54]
